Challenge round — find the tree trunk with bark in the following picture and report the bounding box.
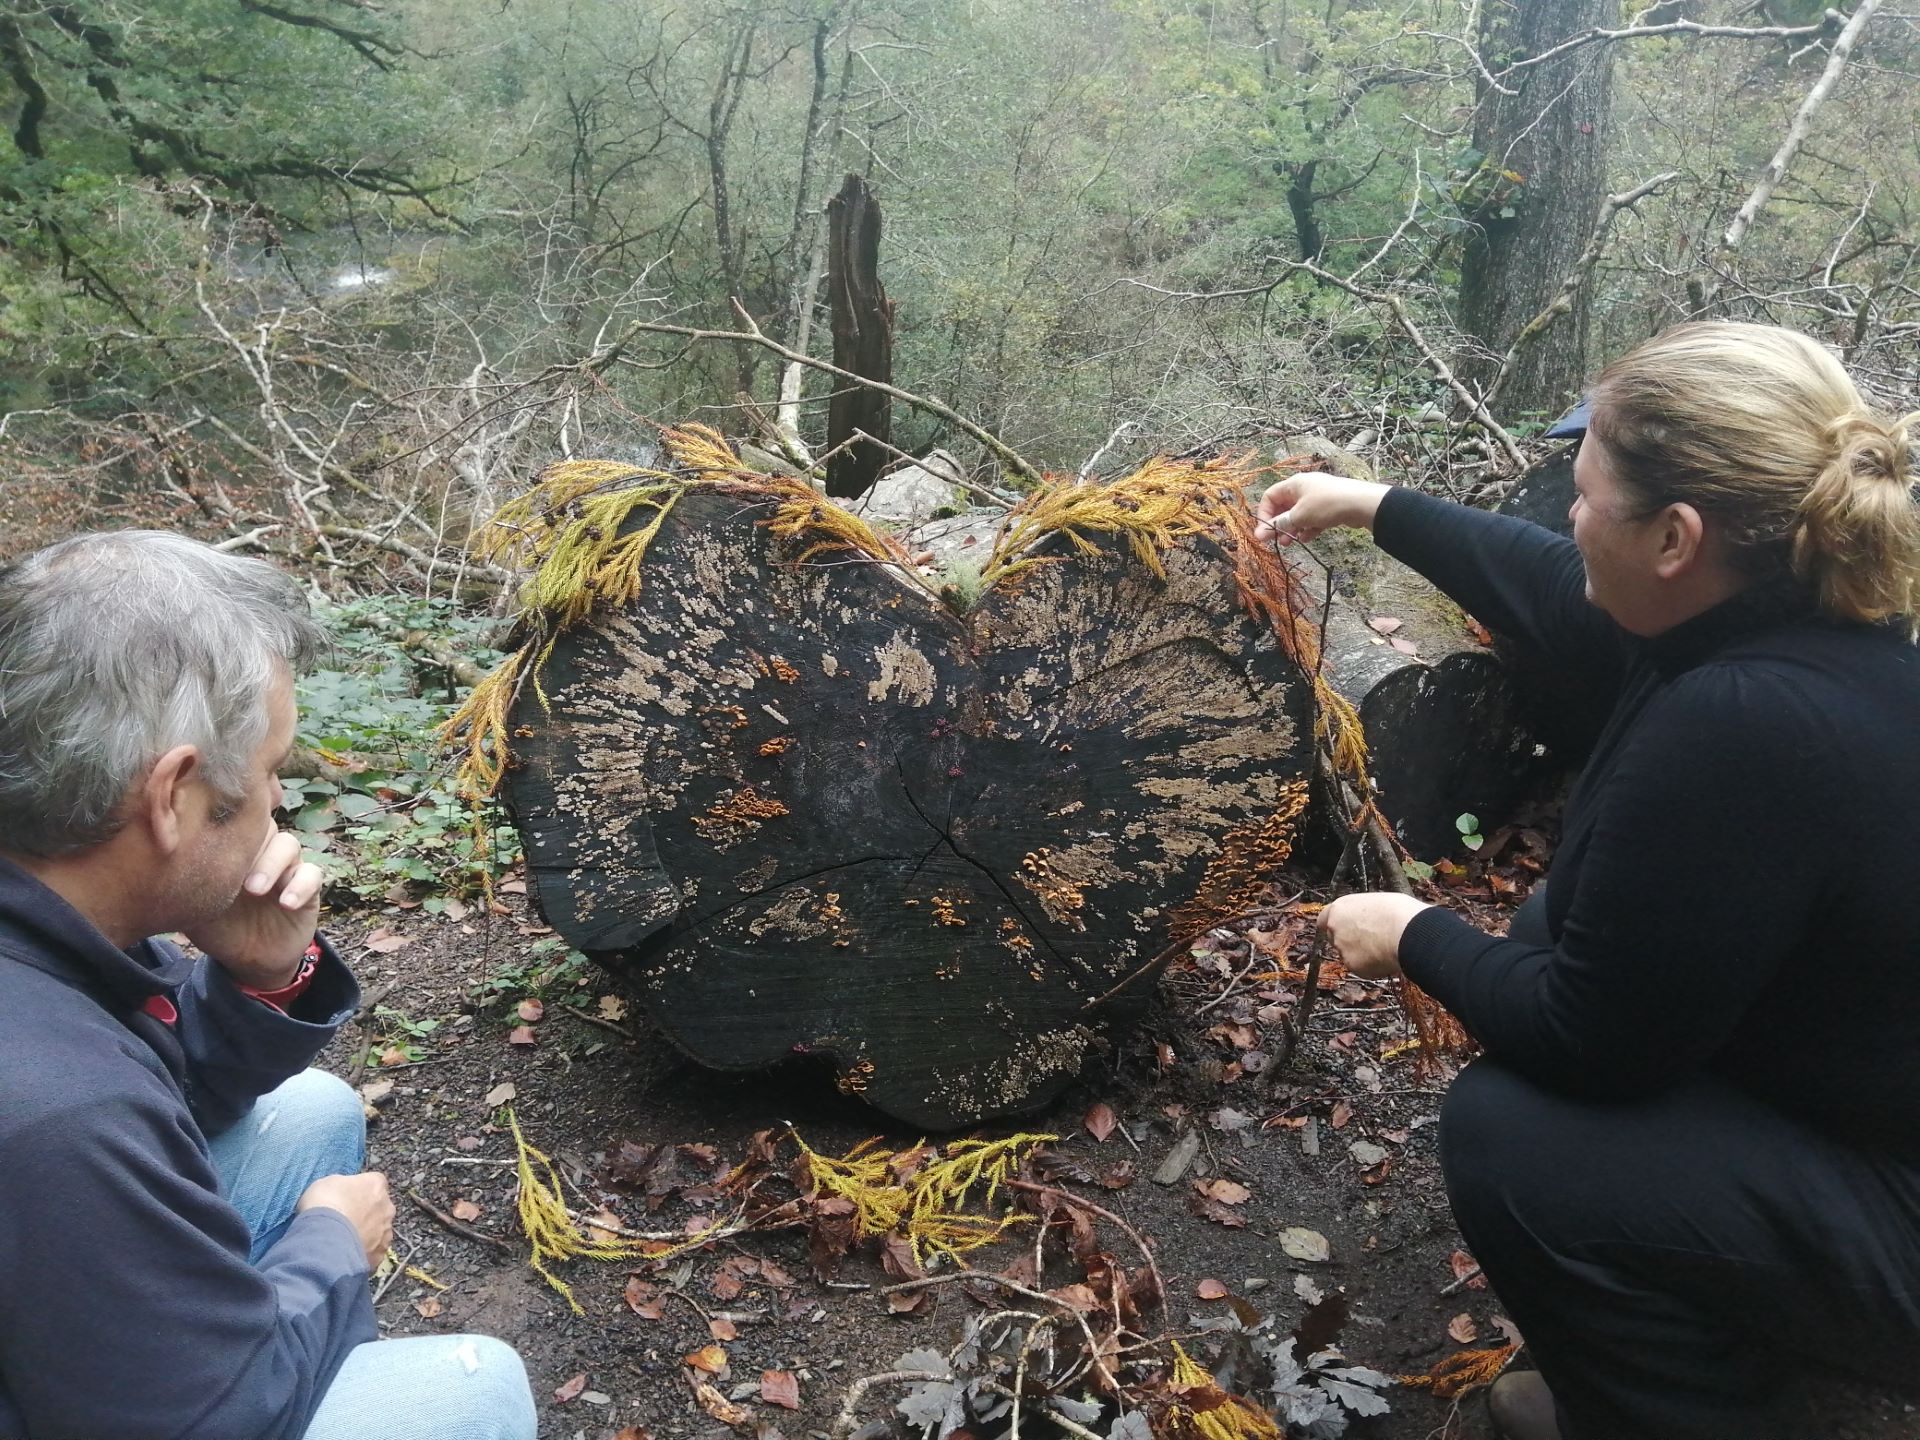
[823,174,895,498]
[1457,0,1620,421]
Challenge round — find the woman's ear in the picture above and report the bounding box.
[1652,501,1710,580]
[140,744,203,857]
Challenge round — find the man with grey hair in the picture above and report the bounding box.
[0,531,537,1440]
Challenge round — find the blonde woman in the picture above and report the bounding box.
[1257,323,1920,1440]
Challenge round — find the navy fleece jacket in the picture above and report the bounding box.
[0,858,372,1440]
[1374,487,1920,1154]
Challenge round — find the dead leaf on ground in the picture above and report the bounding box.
[694,1382,754,1429]
[1367,616,1404,635]
[760,1370,801,1410]
[1084,1102,1118,1142]
[1196,1278,1229,1300]
[1449,1313,1479,1344]
[1278,1227,1330,1263]
[553,1372,588,1404]
[1047,1283,1100,1312]
[1388,636,1419,656]
[498,878,528,895]
[483,1081,516,1107]
[455,1135,483,1151]
[1196,1178,1251,1205]
[584,1208,624,1243]
[685,1345,729,1375]
[615,1430,654,1440]
[624,1277,666,1319]
[1188,1193,1248,1229]
[450,1198,481,1222]
[516,998,544,1023]
[358,1079,394,1106]
[709,1317,738,1341]
[598,994,629,1021]
[887,1288,930,1315]
[1094,1160,1137,1190]
[1330,1101,1354,1129]
[1449,1250,1488,1290]
[363,930,413,954]
[377,1045,411,1067]
[507,1025,537,1046]
[412,1295,442,1319]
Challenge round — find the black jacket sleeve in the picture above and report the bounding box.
[1397,662,1836,1097]
[1371,486,1630,709]
[171,934,360,1137]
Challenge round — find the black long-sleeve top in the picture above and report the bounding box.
[1374,487,1920,1155]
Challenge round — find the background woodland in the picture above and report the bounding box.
[2,0,1916,574]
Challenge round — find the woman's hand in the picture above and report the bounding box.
[1316,892,1433,980]
[1253,472,1391,547]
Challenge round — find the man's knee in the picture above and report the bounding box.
[445,1336,537,1440]
[265,1068,366,1163]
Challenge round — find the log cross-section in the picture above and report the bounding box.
[501,490,1316,1127]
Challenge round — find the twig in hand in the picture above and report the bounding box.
[404,1187,513,1253]
[1271,934,1330,1077]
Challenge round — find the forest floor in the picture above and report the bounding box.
[317,820,1920,1440]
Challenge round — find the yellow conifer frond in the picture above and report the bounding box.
[507,1109,734,1312]
[1164,1342,1287,1440]
[791,1130,1054,1266]
[1398,1342,1518,1400]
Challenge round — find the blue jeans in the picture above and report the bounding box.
[209,1069,540,1440]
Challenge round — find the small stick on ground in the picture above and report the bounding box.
[559,1002,637,1042]
[1440,1263,1484,1296]
[833,1370,950,1439]
[404,1187,513,1253]
[1002,1180,1167,1311]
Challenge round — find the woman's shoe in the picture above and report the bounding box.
[1488,1370,1563,1440]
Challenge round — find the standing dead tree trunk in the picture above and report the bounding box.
[1458,0,1620,422]
[824,173,895,498]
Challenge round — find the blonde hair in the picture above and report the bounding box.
[1589,321,1920,628]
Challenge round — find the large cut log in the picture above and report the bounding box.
[493,460,1320,1128]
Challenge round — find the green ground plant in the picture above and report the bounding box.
[283,595,521,900]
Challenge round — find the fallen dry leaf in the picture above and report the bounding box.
[1449,1313,1479,1344]
[498,878,528,895]
[449,1198,481,1222]
[483,1081,516,1107]
[363,930,413,954]
[760,1370,801,1410]
[624,1277,666,1319]
[1197,1178,1251,1206]
[1196,1278,1229,1300]
[455,1134,483,1151]
[598,994,629,1021]
[887,1288,930,1315]
[1084,1101,1118,1142]
[694,1382,754,1429]
[377,1045,410,1067]
[554,1372,588,1404]
[1449,1250,1488,1290]
[412,1295,442,1319]
[685,1344,729,1375]
[358,1079,393,1107]
[516,998,545,1023]
[1367,616,1404,635]
[507,1025,537,1046]
[1388,635,1419,656]
[1188,1193,1248,1229]
[1330,1101,1354,1130]
[584,1208,624,1243]
[615,1429,654,1440]
[1278,1227,1330,1263]
[709,1317,738,1342]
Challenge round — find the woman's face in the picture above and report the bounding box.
[1569,428,1665,632]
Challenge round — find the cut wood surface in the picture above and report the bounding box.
[502,487,1317,1127]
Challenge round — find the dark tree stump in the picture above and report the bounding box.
[502,490,1317,1128]
[823,174,895,499]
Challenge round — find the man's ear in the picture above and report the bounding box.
[140,744,204,857]
[1652,502,1709,580]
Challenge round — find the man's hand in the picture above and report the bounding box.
[1317,892,1433,980]
[186,830,324,990]
[1254,472,1391,547]
[297,1172,395,1270]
